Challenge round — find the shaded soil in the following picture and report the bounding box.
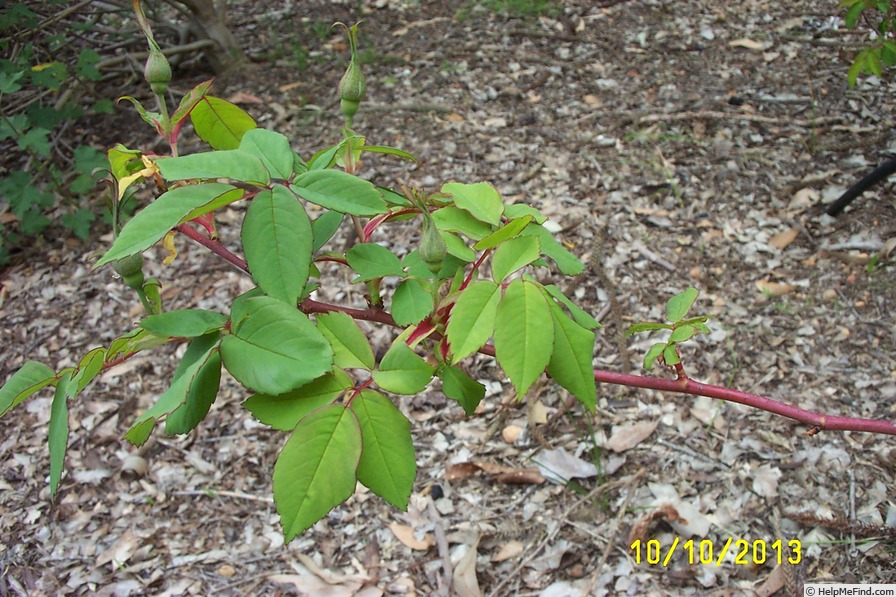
[2,0,896,595]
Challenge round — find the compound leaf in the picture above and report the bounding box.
[372,341,435,395]
[391,279,433,326]
[441,181,503,226]
[547,304,596,412]
[438,364,486,415]
[96,183,239,267]
[316,311,375,370]
[494,279,554,397]
[239,128,294,179]
[190,96,256,150]
[350,390,416,509]
[156,150,269,185]
[445,280,500,363]
[243,369,353,430]
[139,309,227,338]
[274,404,362,541]
[242,185,312,304]
[291,170,387,216]
[220,296,333,395]
[0,361,57,417]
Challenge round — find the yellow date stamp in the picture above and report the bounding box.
[629,538,802,567]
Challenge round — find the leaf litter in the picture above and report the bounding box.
[2,0,896,595]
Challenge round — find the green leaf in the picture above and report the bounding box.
[643,342,666,371]
[49,370,75,497]
[668,325,697,343]
[350,390,416,509]
[357,145,417,162]
[107,144,143,180]
[625,321,673,336]
[543,285,600,330]
[242,185,312,304]
[345,242,404,280]
[504,203,547,224]
[291,170,387,216]
[494,279,554,397]
[665,287,699,322]
[190,96,256,150]
[519,224,584,275]
[547,304,596,412]
[441,181,504,226]
[273,404,362,541]
[442,231,476,262]
[692,321,711,335]
[0,361,57,417]
[431,206,493,240]
[106,327,168,361]
[139,309,227,338]
[118,96,162,131]
[307,142,342,170]
[379,187,411,207]
[663,343,681,366]
[473,216,533,251]
[438,364,486,415]
[95,183,239,267]
[446,280,500,363]
[844,1,865,28]
[391,279,433,326]
[490,235,540,282]
[165,335,223,436]
[243,369,353,430]
[316,311,376,370]
[156,150,270,185]
[311,210,344,252]
[372,341,435,395]
[75,48,102,80]
[220,296,333,395]
[239,128,295,179]
[19,127,51,157]
[170,79,213,127]
[124,333,222,445]
[72,347,106,393]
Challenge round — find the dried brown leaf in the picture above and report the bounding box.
[605,421,658,453]
[627,505,687,545]
[768,227,799,250]
[388,523,435,551]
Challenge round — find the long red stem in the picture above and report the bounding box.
[305,298,896,436]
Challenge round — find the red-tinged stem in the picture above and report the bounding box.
[300,296,896,436]
[475,342,896,436]
[174,224,248,272]
[457,250,491,293]
[588,370,896,436]
[163,220,896,439]
[302,298,397,327]
[314,255,350,266]
[363,208,417,240]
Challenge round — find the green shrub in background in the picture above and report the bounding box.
[841,0,896,85]
[0,1,110,264]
